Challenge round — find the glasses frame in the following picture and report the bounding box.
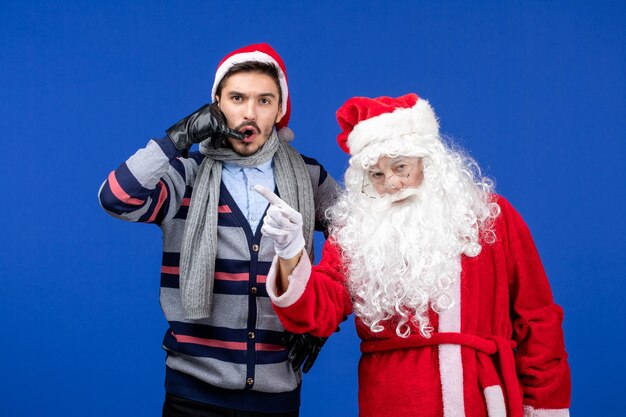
[361,159,418,199]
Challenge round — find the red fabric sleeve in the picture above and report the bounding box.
[272,239,353,337]
[498,197,571,410]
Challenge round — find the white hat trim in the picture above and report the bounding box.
[211,51,288,116]
[347,99,439,156]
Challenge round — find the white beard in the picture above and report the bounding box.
[328,135,500,338]
[331,182,475,338]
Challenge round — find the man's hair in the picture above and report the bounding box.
[215,61,282,105]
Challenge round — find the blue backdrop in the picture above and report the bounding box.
[1,1,624,416]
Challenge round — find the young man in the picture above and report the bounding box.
[98,43,339,416]
[257,93,571,417]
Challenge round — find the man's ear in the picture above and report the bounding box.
[275,107,284,124]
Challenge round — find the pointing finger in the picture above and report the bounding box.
[253,184,284,206]
[254,185,302,225]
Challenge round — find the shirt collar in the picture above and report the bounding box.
[222,159,273,174]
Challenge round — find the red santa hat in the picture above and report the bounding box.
[336,93,439,156]
[211,43,294,142]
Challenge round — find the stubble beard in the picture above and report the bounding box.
[226,116,278,157]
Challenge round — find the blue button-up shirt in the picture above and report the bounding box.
[221,160,275,232]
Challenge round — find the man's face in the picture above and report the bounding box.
[365,156,424,199]
[216,71,283,156]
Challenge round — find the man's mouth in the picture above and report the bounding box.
[238,126,258,142]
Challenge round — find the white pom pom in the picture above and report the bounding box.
[277,127,295,142]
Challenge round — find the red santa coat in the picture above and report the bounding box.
[267,196,571,417]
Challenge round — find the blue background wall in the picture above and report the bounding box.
[1,1,624,415]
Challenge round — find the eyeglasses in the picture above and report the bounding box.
[361,159,417,199]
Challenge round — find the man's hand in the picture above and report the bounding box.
[166,103,244,151]
[254,185,305,260]
[283,332,328,373]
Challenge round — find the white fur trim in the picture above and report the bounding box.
[266,252,311,308]
[484,385,506,417]
[438,256,464,417]
[348,134,438,170]
[211,50,288,116]
[523,406,570,417]
[347,99,439,156]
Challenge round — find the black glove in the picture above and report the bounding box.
[283,331,329,374]
[166,103,244,151]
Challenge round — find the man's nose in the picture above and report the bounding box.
[243,102,256,120]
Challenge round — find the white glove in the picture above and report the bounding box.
[254,185,305,259]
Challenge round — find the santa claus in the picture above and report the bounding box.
[255,93,571,417]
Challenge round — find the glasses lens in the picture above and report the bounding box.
[362,160,416,198]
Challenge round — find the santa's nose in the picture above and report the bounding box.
[385,176,403,193]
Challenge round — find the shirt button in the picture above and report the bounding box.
[246,378,254,386]
[248,331,255,339]
[249,186,255,191]
[252,244,259,252]
[251,216,257,221]
[251,287,258,294]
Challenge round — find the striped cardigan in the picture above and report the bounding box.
[98,136,339,413]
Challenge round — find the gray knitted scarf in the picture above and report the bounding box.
[180,131,314,319]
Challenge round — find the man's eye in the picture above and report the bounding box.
[260,98,270,105]
[231,96,242,101]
